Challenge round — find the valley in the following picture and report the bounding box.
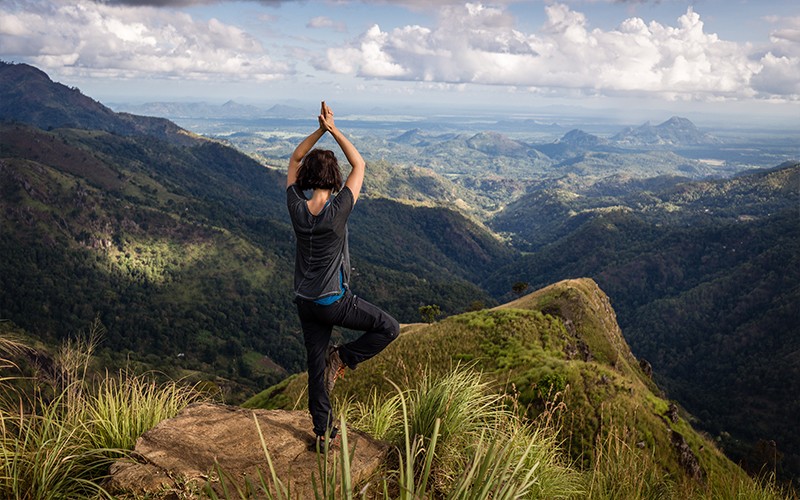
[2,61,799,487]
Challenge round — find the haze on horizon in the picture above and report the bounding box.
[1,0,799,125]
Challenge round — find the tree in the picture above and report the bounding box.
[512,281,529,298]
[419,304,441,324]
[466,301,484,312]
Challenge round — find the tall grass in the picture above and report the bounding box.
[88,371,204,453]
[2,325,797,500]
[222,365,795,500]
[210,366,579,500]
[211,374,557,500]
[583,428,674,500]
[0,321,205,500]
[0,323,29,383]
[348,388,401,442]
[579,424,800,500]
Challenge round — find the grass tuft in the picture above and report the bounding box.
[0,321,205,500]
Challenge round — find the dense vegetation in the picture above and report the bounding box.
[482,164,800,484]
[0,122,506,400]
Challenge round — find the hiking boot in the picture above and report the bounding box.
[313,429,340,452]
[325,345,345,394]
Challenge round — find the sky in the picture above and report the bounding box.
[2,0,799,120]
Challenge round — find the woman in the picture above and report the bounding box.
[286,101,399,448]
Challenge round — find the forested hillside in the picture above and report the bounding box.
[0,119,510,400]
[483,164,800,482]
[0,62,204,147]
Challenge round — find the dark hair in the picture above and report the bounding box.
[296,149,342,191]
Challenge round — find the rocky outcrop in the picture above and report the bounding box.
[670,430,703,484]
[639,359,653,379]
[666,403,679,424]
[105,402,390,498]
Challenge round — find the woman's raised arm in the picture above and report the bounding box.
[318,102,366,203]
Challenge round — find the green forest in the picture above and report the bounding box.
[0,121,507,400]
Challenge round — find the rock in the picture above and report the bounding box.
[666,403,679,423]
[576,340,594,362]
[105,402,391,498]
[670,430,703,484]
[639,359,652,378]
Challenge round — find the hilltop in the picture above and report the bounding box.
[245,278,739,482]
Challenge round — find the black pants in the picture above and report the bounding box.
[295,289,399,437]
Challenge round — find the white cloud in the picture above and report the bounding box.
[752,52,800,96]
[317,2,797,100]
[307,16,347,33]
[0,0,293,81]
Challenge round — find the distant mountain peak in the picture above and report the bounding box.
[556,129,609,148]
[611,116,720,147]
[391,127,428,144]
[265,104,304,117]
[467,131,527,156]
[658,116,697,130]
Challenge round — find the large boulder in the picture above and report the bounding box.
[105,402,390,498]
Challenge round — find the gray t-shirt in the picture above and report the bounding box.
[287,184,354,302]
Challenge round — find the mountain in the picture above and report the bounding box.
[0,65,516,399]
[220,100,264,116]
[490,163,798,251]
[483,164,800,482]
[466,131,529,157]
[390,127,434,146]
[0,62,205,147]
[245,278,741,482]
[556,129,610,148]
[611,116,722,147]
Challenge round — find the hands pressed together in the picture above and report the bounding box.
[318,101,336,133]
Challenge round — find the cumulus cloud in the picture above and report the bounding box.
[318,2,797,100]
[0,0,292,81]
[752,15,800,97]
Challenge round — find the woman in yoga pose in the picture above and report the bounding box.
[286,101,399,447]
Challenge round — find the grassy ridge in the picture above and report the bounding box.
[244,278,739,482]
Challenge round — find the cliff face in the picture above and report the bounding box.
[247,278,739,481]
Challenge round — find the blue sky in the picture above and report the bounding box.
[1,0,799,120]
